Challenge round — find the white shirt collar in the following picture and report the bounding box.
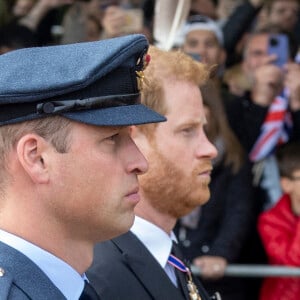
[130,216,177,268]
[0,229,84,300]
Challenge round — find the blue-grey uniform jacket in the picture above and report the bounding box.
[0,241,66,299]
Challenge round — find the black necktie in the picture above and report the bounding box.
[170,241,192,299]
[79,281,100,300]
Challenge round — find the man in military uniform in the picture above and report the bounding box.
[0,34,165,299]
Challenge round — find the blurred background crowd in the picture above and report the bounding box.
[1,0,300,299]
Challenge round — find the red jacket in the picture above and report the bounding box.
[258,194,300,300]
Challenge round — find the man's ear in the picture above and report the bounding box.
[130,125,140,139]
[16,134,50,184]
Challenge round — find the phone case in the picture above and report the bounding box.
[268,34,289,68]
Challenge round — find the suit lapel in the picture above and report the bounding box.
[112,232,184,300]
[0,241,66,299]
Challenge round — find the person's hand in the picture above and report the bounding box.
[193,255,227,280]
[101,5,126,38]
[251,64,284,107]
[19,0,74,30]
[284,63,300,111]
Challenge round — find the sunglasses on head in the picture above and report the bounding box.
[187,15,213,24]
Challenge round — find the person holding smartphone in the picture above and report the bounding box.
[227,24,300,170]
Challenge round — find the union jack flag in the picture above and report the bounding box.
[249,91,292,162]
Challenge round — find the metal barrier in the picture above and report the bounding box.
[191,264,300,278]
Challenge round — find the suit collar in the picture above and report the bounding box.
[113,232,212,300]
[112,232,185,300]
[131,216,174,268]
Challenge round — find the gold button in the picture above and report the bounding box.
[0,267,5,277]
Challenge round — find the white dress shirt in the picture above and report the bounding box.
[130,216,178,286]
[0,229,85,300]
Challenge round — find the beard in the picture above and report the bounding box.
[138,146,212,219]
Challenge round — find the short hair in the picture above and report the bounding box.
[0,116,71,188]
[140,45,210,135]
[276,142,300,178]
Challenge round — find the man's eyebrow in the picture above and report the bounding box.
[178,117,207,127]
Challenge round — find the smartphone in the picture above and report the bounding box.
[268,34,289,68]
[122,8,144,34]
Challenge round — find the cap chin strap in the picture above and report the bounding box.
[0,93,140,125]
[37,93,140,114]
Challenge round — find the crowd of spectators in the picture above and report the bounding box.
[1,0,300,299]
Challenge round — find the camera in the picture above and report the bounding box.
[269,36,279,47]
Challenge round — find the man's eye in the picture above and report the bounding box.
[106,133,119,142]
[186,40,198,48]
[206,41,217,48]
[182,128,194,135]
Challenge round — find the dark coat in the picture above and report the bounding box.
[224,92,300,153]
[175,161,256,300]
[87,231,212,300]
[176,162,255,261]
[0,241,66,299]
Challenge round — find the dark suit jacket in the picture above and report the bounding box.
[87,231,211,300]
[0,241,66,299]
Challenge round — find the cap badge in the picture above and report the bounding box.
[136,53,150,91]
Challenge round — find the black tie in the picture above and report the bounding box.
[79,281,100,300]
[170,241,192,299]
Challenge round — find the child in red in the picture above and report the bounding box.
[258,142,300,300]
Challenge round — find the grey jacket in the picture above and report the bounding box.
[0,241,66,299]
